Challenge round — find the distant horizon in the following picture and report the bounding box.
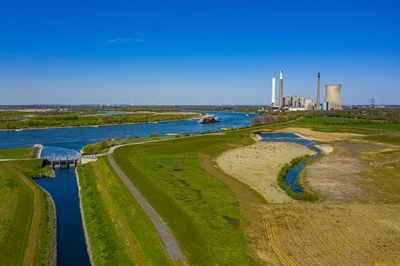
[1,103,398,108]
[1,0,399,106]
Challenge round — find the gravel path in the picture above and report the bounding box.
[107,155,187,265]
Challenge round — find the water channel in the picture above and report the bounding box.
[0,111,258,265]
[259,133,322,193]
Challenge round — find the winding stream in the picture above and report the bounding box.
[259,133,322,193]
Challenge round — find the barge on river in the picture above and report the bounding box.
[198,117,220,124]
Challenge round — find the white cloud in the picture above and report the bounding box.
[109,38,131,43]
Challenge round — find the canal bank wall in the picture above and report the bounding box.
[36,184,57,266]
[75,168,94,266]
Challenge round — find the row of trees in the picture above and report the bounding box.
[301,108,400,123]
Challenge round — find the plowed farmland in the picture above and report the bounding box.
[260,204,400,266]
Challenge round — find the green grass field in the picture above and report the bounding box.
[0,147,37,159]
[0,160,56,265]
[77,158,174,265]
[294,117,400,132]
[112,133,260,265]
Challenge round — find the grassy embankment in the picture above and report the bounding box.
[79,131,262,265]
[81,134,190,155]
[77,158,175,265]
[0,110,199,129]
[0,147,38,159]
[0,147,53,178]
[0,160,56,265]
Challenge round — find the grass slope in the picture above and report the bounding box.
[0,160,55,265]
[113,133,260,265]
[77,158,174,266]
[0,147,36,159]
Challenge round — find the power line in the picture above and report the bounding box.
[369,98,375,107]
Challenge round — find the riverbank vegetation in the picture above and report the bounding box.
[0,107,200,129]
[0,160,56,265]
[277,155,319,201]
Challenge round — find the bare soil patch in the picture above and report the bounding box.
[211,128,400,265]
[304,139,400,203]
[260,204,400,266]
[276,127,363,142]
[216,142,316,203]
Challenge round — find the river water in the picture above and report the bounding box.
[0,111,258,265]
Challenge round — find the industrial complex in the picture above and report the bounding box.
[270,71,343,111]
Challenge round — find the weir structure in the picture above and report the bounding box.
[45,156,98,169]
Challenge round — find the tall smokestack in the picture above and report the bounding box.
[278,70,283,107]
[316,72,321,108]
[271,77,276,106]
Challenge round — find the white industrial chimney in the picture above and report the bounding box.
[271,77,276,106]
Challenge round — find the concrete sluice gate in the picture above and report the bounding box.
[45,156,98,169]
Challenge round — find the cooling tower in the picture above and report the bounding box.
[316,72,320,107]
[278,70,283,107]
[324,84,342,110]
[271,77,276,106]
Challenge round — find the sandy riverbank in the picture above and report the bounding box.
[216,141,316,203]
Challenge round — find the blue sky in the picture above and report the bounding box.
[1,0,399,106]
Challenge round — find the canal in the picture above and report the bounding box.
[0,111,258,265]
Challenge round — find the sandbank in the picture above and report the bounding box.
[216,141,316,203]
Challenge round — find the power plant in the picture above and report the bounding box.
[324,84,343,110]
[268,71,343,111]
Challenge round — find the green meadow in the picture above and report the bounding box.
[79,131,262,265]
[0,147,37,159]
[77,158,174,265]
[294,117,400,131]
[0,160,56,265]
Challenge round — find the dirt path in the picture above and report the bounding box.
[107,155,187,265]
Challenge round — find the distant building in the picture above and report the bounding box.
[303,98,314,110]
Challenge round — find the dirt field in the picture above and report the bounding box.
[216,142,316,203]
[214,128,400,265]
[260,204,400,266]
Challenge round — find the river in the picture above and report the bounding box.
[0,111,258,265]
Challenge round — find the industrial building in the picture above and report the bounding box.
[324,84,343,110]
[269,70,342,111]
